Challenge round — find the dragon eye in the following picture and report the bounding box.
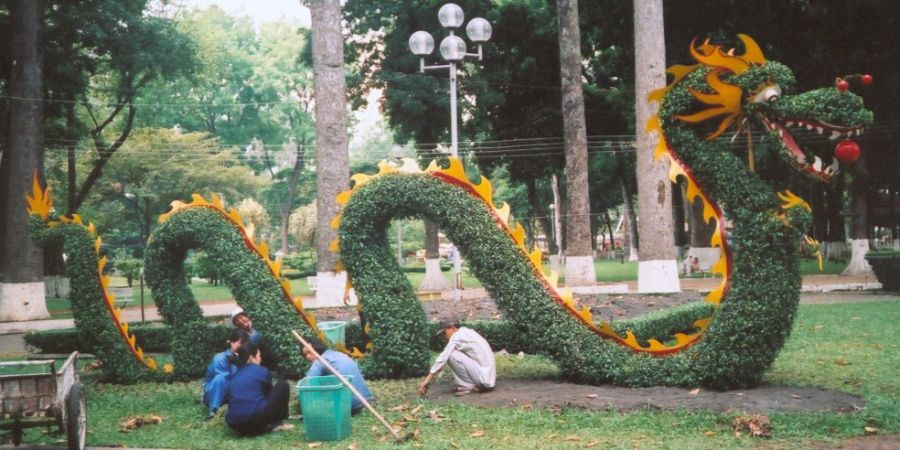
[753,85,782,104]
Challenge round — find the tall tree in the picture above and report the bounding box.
[0,0,50,320]
[633,0,680,292]
[557,0,596,286]
[308,0,351,304]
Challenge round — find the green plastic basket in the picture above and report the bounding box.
[317,321,346,347]
[297,375,352,441]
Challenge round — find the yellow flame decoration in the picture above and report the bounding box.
[25,171,53,221]
[334,157,712,355]
[158,193,319,334]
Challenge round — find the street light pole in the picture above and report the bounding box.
[408,3,492,158]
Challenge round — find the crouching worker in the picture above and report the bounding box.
[418,320,495,397]
[202,329,248,421]
[225,342,292,435]
[301,336,373,415]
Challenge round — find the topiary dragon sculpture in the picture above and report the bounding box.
[26,35,871,388]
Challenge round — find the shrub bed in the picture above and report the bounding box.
[865,250,900,292]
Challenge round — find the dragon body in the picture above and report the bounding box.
[27,35,870,388]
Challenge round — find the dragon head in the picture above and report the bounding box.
[655,34,874,182]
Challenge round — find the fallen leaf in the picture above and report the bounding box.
[814,325,824,330]
[704,431,716,437]
[308,443,322,449]
[864,426,879,435]
[548,433,558,439]
[565,435,581,441]
[790,394,802,399]
[449,441,460,448]
[688,388,701,395]
[410,405,423,415]
[403,414,419,422]
[521,403,533,410]
[469,431,485,438]
[834,358,851,366]
[584,439,599,448]
[389,403,409,412]
[347,443,358,450]
[120,415,163,431]
[428,410,445,422]
[371,425,379,432]
[732,415,771,437]
[586,394,598,399]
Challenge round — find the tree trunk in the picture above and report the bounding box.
[0,0,50,321]
[824,177,847,261]
[279,141,307,255]
[842,156,873,275]
[634,0,680,292]
[557,0,596,286]
[616,155,639,261]
[419,219,452,291]
[310,0,351,306]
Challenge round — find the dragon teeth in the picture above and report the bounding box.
[806,123,814,130]
[813,156,823,172]
[816,127,824,134]
[826,158,840,174]
[786,121,794,127]
[830,130,841,140]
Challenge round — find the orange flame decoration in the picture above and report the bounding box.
[159,194,321,338]
[26,173,158,371]
[334,158,719,355]
[649,34,767,140]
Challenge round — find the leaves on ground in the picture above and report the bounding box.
[120,414,163,431]
[732,415,771,437]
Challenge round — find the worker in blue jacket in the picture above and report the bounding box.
[301,336,373,415]
[226,341,292,435]
[202,329,248,421]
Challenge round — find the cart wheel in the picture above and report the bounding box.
[65,383,87,450]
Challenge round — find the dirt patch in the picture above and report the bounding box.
[806,434,900,450]
[415,379,864,415]
[312,291,704,323]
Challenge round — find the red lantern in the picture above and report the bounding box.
[861,74,873,85]
[836,79,850,92]
[835,139,861,164]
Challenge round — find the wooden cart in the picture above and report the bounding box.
[0,352,86,449]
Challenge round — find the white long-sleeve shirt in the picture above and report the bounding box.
[430,327,496,388]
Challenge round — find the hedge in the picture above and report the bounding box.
[25,301,712,358]
[865,251,900,292]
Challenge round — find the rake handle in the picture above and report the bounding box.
[292,330,403,441]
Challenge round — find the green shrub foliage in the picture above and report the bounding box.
[144,208,315,379]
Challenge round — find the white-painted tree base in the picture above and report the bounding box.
[418,258,453,291]
[313,271,357,308]
[44,276,70,298]
[841,239,873,275]
[548,255,563,274]
[637,259,681,293]
[564,255,596,286]
[628,248,638,262]
[0,282,50,321]
[686,247,721,272]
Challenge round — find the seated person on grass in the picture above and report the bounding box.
[225,342,292,435]
[231,307,279,371]
[418,319,496,397]
[202,329,248,421]
[301,336,373,415]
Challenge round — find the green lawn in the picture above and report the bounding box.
[18,300,897,449]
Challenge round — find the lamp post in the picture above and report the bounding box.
[408,3,492,157]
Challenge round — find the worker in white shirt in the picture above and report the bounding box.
[417,319,496,397]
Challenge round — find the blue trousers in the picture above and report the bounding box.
[203,374,229,413]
